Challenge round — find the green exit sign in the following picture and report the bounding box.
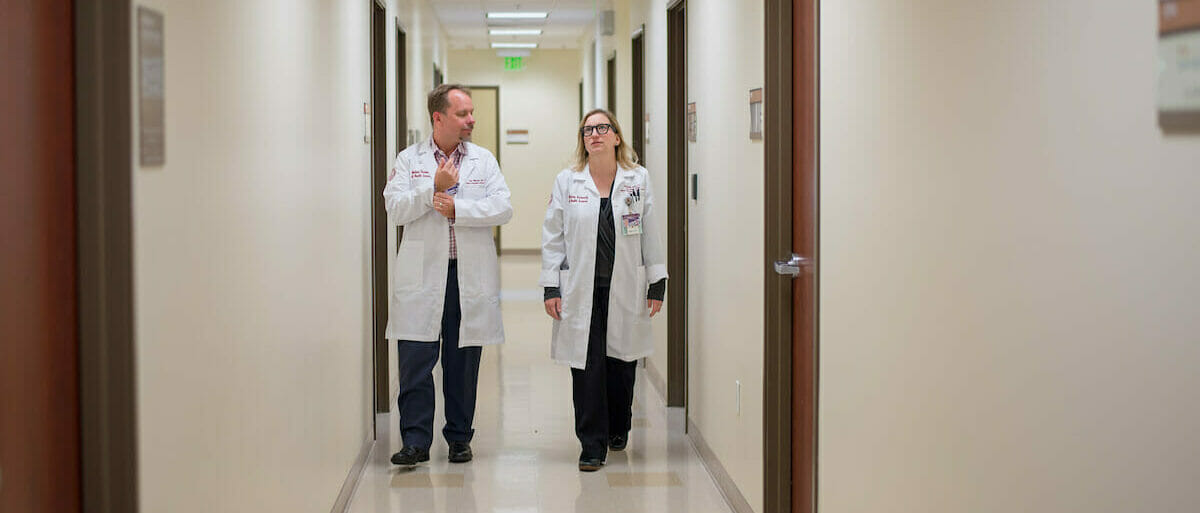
[504,56,525,71]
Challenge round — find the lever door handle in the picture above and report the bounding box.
[774,253,811,278]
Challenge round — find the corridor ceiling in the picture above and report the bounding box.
[431,0,606,50]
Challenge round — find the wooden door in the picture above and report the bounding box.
[371,0,389,414]
[666,0,688,408]
[466,86,502,251]
[468,86,500,160]
[764,0,818,512]
[465,86,504,252]
[0,1,81,511]
[632,30,645,164]
[790,0,819,511]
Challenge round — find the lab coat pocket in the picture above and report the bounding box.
[632,265,653,347]
[557,270,572,322]
[394,240,424,292]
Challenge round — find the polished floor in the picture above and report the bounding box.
[346,255,734,513]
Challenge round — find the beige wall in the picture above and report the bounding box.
[446,49,583,251]
[630,0,767,510]
[132,1,447,511]
[820,1,1200,511]
[624,0,770,509]
[682,1,766,511]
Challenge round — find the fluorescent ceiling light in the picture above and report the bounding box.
[496,49,531,58]
[491,42,538,48]
[487,12,547,19]
[489,29,543,36]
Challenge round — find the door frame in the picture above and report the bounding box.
[76,1,140,511]
[464,84,502,253]
[370,0,390,415]
[631,26,645,164]
[764,0,819,512]
[396,20,407,152]
[606,54,617,115]
[463,85,501,165]
[665,0,688,408]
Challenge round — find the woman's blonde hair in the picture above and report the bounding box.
[570,108,639,171]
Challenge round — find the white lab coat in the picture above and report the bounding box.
[384,139,512,346]
[540,164,668,369]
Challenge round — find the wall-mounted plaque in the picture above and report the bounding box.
[505,129,529,144]
[138,7,165,166]
[749,88,763,140]
[1158,0,1200,130]
[686,102,697,142]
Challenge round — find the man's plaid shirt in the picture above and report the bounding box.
[431,139,466,259]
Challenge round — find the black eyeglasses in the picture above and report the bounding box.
[580,124,613,136]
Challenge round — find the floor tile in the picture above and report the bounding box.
[346,255,734,513]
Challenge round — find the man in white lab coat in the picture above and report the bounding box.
[383,84,512,466]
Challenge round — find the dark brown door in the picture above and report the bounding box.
[0,1,81,511]
[631,30,645,163]
[396,23,407,152]
[791,0,818,511]
[607,56,617,115]
[764,0,818,512]
[666,0,688,408]
[371,0,389,414]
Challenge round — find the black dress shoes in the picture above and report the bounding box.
[390,446,430,466]
[448,441,473,463]
[609,434,628,451]
[578,456,605,472]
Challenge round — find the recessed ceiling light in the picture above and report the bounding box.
[489,29,543,36]
[487,12,548,19]
[491,42,538,48]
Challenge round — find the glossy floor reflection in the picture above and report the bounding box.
[346,255,733,513]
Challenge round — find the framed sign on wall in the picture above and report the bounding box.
[1159,0,1200,130]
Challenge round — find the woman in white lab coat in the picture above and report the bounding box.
[540,108,668,472]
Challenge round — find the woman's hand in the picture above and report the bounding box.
[647,299,663,317]
[544,298,562,320]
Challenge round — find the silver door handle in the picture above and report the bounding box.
[774,253,811,277]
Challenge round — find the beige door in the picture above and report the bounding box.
[468,86,502,251]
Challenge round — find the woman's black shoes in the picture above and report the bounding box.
[390,446,430,466]
[578,456,606,472]
[608,434,628,451]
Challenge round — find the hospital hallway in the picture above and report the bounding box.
[345,255,732,513]
[8,1,1200,512]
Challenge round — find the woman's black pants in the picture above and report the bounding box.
[571,284,637,460]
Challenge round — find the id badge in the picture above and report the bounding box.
[621,213,643,236]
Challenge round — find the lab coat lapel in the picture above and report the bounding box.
[458,144,481,183]
[577,164,601,197]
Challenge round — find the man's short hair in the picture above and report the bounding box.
[427,84,471,123]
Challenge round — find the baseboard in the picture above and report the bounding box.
[643,357,668,405]
[330,437,375,513]
[499,248,540,256]
[687,418,754,513]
